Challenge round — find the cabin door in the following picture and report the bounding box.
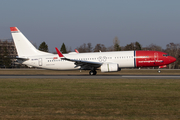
[154,53,158,61]
[39,58,42,66]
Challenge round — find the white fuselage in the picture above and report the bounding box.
[21,51,135,70]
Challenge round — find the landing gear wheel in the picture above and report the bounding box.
[89,71,93,75]
[93,71,97,75]
[89,70,97,75]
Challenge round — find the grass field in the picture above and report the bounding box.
[0,78,180,120]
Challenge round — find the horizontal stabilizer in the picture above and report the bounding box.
[16,56,29,60]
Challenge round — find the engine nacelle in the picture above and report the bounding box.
[101,63,120,72]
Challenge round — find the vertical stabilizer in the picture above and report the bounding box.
[10,27,51,57]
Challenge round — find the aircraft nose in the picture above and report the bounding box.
[170,56,176,63]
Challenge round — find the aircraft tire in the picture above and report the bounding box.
[89,70,97,75]
[93,71,97,75]
[89,71,94,75]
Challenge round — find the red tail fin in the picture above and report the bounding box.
[10,27,19,32]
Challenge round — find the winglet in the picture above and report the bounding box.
[10,27,20,32]
[75,49,79,53]
[55,47,64,57]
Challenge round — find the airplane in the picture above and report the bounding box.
[10,27,176,75]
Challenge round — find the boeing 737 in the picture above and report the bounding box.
[10,27,176,75]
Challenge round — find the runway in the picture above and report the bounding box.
[1,75,180,79]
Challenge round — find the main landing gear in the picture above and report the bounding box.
[89,70,97,75]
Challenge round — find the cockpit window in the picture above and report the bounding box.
[163,54,169,57]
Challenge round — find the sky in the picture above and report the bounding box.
[0,0,180,52]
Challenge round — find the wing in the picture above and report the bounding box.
[55,47,102,69]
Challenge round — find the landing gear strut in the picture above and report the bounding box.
[89,70,97,75]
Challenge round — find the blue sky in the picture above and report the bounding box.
[0,0,180,52]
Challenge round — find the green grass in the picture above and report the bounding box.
[0,78,180,120]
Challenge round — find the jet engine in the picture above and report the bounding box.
[101,63,120,72]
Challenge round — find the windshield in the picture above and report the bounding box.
[163,54,169,57]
